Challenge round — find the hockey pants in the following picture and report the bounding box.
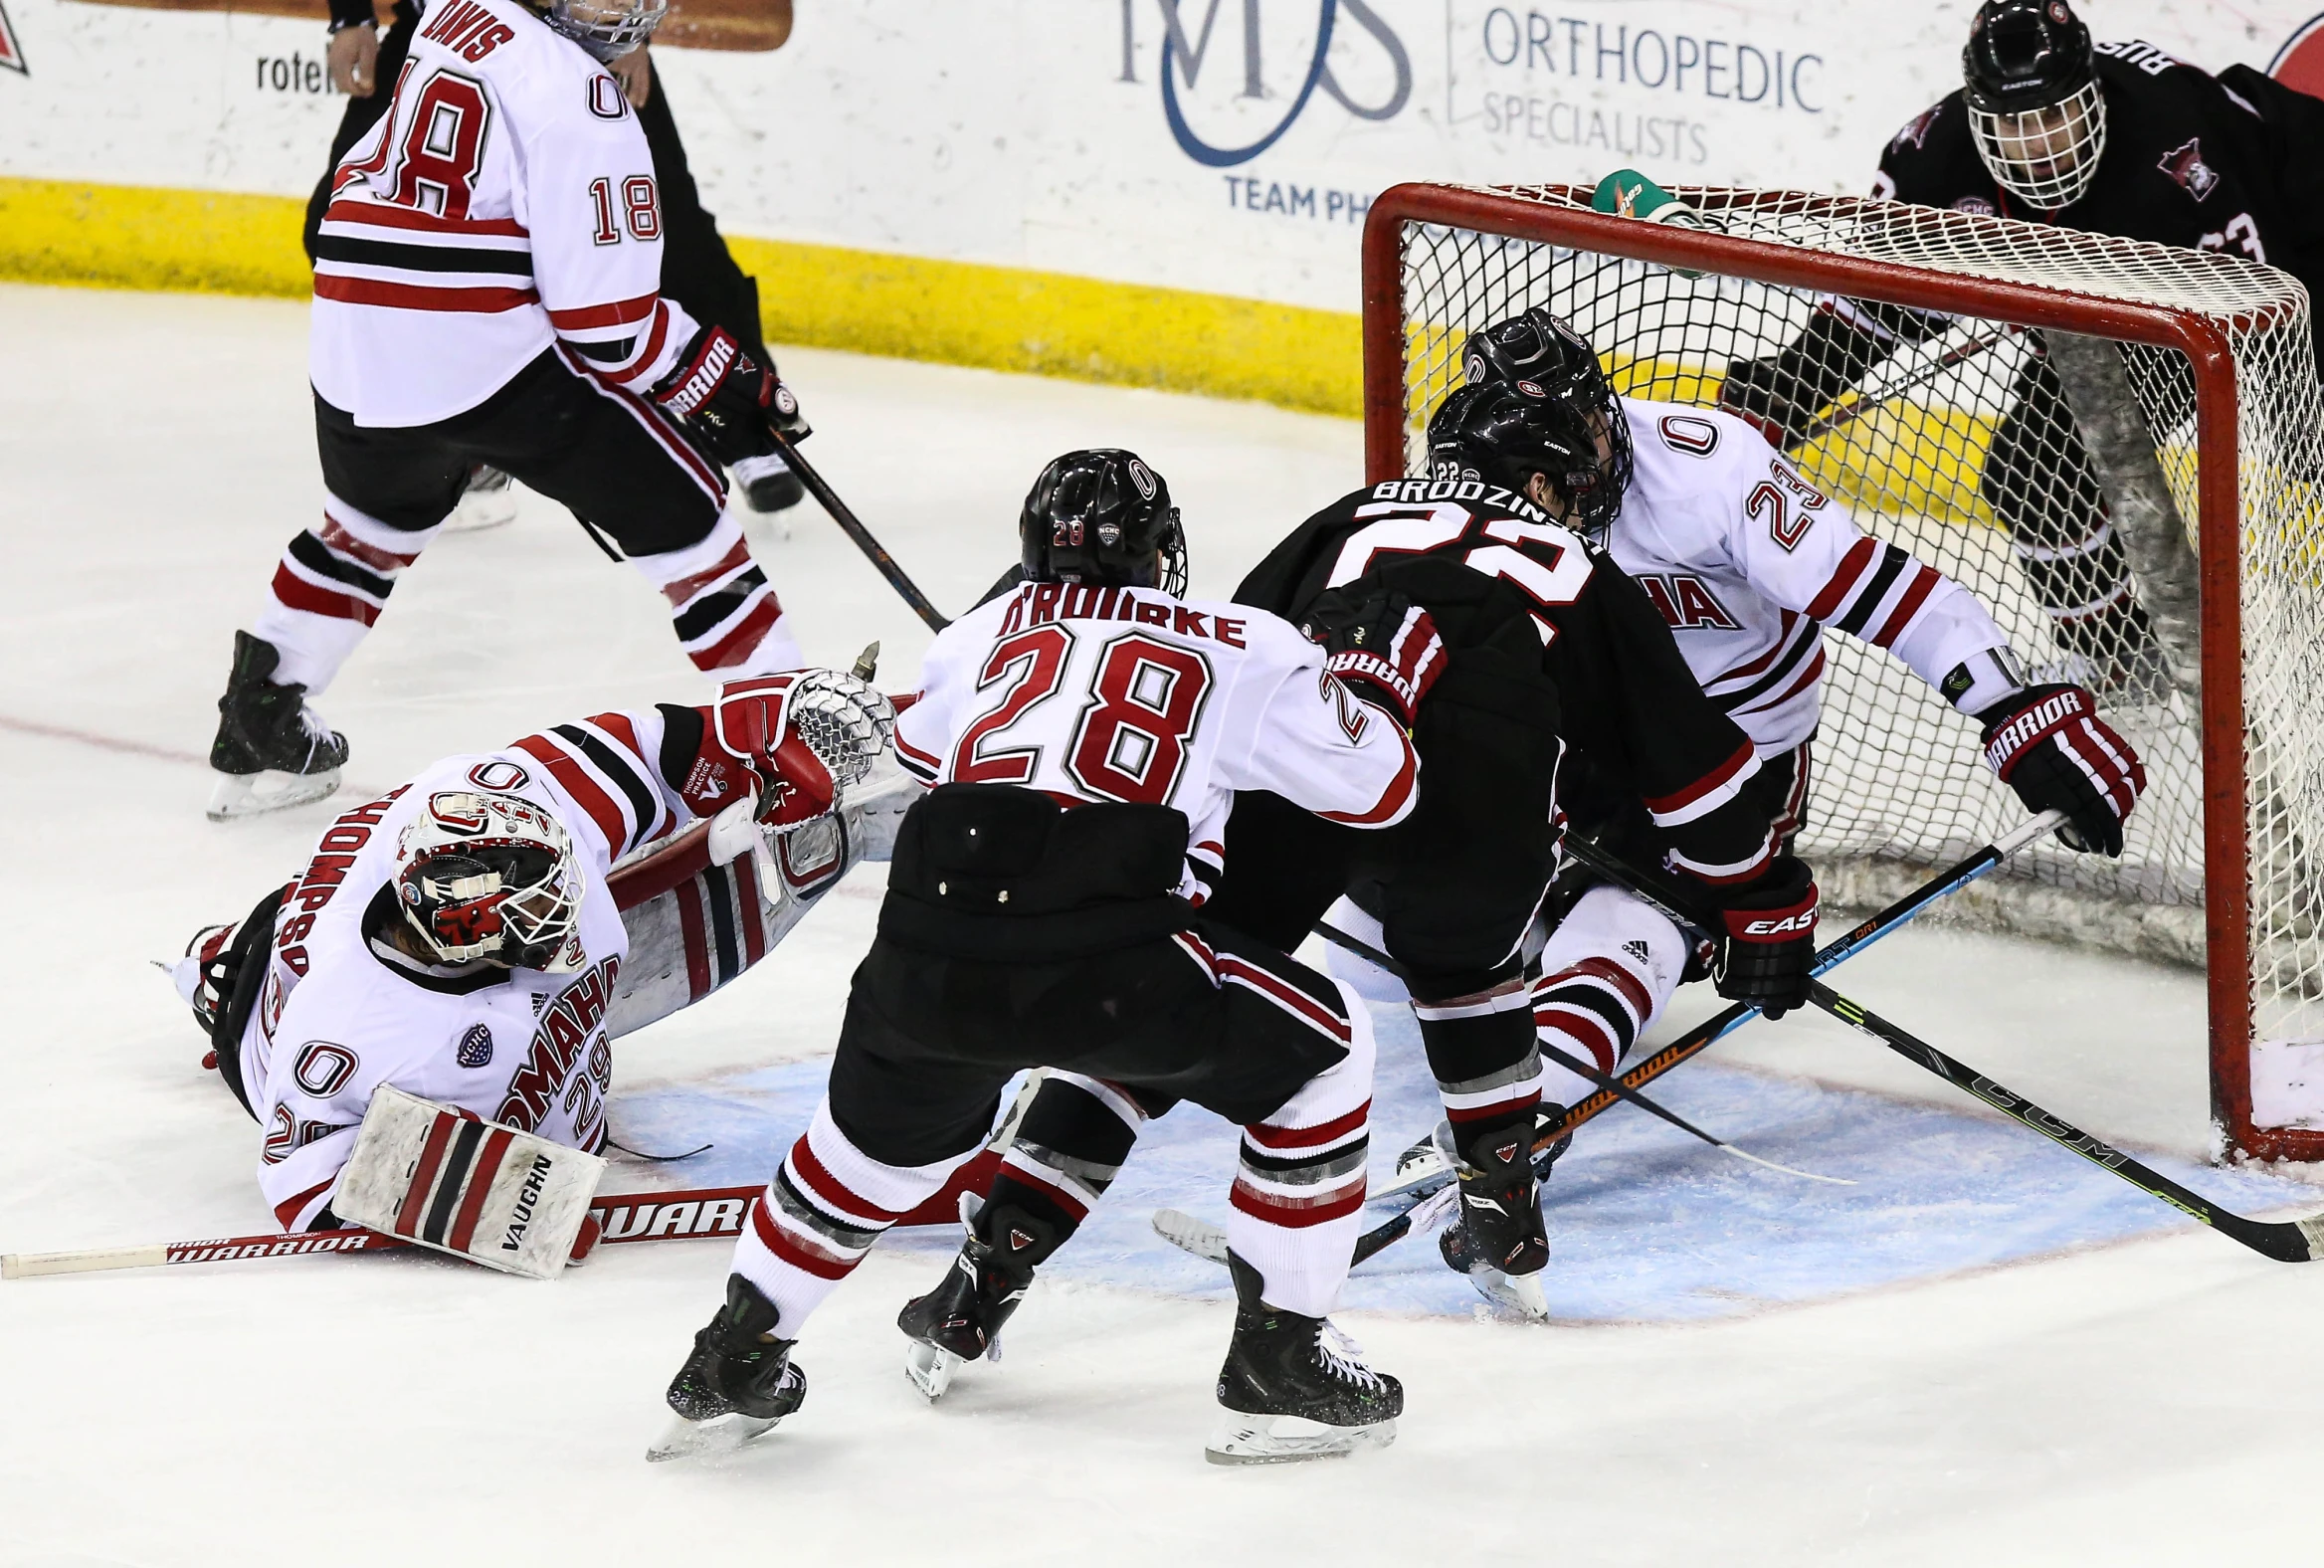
[726,922,1378,1331]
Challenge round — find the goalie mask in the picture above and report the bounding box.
[394,792,585,972]
[538,0,667,62]
[1020,449,1188,596]
[1455,310,1633,536]
[1428,379,1626,538]
[1963,0,2105,211]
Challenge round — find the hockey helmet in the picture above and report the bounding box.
[1019,449,1188,595]
[394,791,585,972]
[541,0,667,63]
[1457,308,1634,535]
[1962,0,2105,211]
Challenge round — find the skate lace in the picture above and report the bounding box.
[1314,1320,1385,1393]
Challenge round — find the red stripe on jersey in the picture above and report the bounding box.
[1217,954,1352,1042]
[553,345,727,504]
[676,878,714,1002]
[273,1178,338,1232]
[511,733,631,854]
[1706,611,1804,687]
[1569,955,1653,1020]
[1868,565,1940,649]
[318,514,421,574]
[322,199,528,238]
[271,562,380,625]
[688,591,786,672]
[597,300,674,386]
[1734,647,1827,717]
[748,1197,858,1279]
[659,541,752,609]
[893,730,941,770]
[788,1138,904,1226]
[1805,536,1879,621]
[1229,1175,1367,1228]
[1317,733,1418,826]
[547,293,659,330]
[445,1128,515,1253]
[394,1113,461,1236]
[313,275,539,313]
[1643,739,1756,815]
[1245,1099,1371,1152]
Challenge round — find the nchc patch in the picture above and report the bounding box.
[457,1024,493,1069]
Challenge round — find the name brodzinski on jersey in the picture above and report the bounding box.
[1369,476,1553,518]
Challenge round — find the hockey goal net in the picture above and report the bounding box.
[1363,182,2324,1162]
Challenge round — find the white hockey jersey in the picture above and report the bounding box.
[1606,397,2021,753]
[309,0,697,427]
[893,580,1420,899]
[239,708,708,1232]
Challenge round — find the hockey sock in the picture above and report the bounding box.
[252,495,438,693]
[1415,988,1543,1136]
[633,514,803,678]
[729,1099,980,1336]
[1529,884,1684,1108]
[1226,984,1375,1317]
[988,1072,1152,1235]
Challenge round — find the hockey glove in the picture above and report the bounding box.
[1708,855,1818,1019]
[1978,683,2145,857]
[1717,309,1888,451]
[674,673,838,834]
[650,325,810,468]
[1297,586,1448,728]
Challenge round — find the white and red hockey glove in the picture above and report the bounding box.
[1708,855,1818,1019]
[1297,586,1449,728]
[649,324,809,468]
[1977,684,2145,858]
[676,673,839,835]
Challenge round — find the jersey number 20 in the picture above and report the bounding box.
[951,627,1215,805]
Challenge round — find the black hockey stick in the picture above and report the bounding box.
[1789,322,2020,451]
[1559,833,2324,1266]
[767,430,951,632]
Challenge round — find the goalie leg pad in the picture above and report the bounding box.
[332,1086,608,1279]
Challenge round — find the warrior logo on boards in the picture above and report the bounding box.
[0,0,27,75]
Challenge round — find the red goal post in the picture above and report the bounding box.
[1360,181,2322,1162]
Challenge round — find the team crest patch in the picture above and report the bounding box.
[2158,137,2221,200]
[1892,104,1940,150]
[1951,196,1997,216]
[458,1024,493,1068]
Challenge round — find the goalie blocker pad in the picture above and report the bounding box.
[333,1087,608,1279]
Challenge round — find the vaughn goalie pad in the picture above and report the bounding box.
[333,1086,607,1279]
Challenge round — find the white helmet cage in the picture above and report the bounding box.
[1967,77,2107,211]
[543,0,668,63]
[395,791,586,972]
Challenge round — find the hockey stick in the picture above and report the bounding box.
[2,1182,764,1279]
[1559,834,2324,1266]
[766,430,951,632]
[1789,322,2020,451]
[1151,812,2060,1268]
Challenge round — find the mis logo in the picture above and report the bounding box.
[1121,0,1410,167]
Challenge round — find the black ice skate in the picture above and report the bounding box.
[732,452,805,517]
[444,463,517,533]
[1208,1252,1401,1465]
[648,1274,808,1463]
[206,632,348,821]
[1435,1116,1558,1319]
[896,1197,1060,1401]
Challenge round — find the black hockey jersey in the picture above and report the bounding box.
[1237,477,1778,884]
[1873,43,2324,354]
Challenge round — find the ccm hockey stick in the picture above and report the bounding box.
[2,1182,764,1279]
[1560,831,2324,1266]
[767,429,951,632]
[1151,811,2062,1268]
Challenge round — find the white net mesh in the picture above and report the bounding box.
[1383,184,2324,1143]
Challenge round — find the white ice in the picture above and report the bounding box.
[5,284,2323,1565]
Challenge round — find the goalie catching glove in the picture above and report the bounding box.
[1297,586,1449,727]
[1977,683,2145,857]
[675,670,896,866]
[1708,855,1819,1019]
[649,325,810,468]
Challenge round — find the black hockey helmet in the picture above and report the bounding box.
[1438,311,1631,534]
[1962,0,2105,209]
[1019,449,1188,595]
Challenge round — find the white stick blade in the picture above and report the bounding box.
[2,1244,169,1279]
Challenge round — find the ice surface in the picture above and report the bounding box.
[6,285,2324,1564]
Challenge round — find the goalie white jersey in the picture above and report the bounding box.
[309,0,698,426]
[238,709,703,1232]
[1608,397,2021,753]
[893,580,1420,899]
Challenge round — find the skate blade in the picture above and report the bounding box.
[1205,1414,1397,1466]
[645,1410,782,1464]
[207,769,341,822]
[903,1341,962,1402]
[1467,1265,1551,1320]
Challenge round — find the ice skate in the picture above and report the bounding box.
[896,1197,1057,1402]
[443,464,517,533]
[1434,1117,1555,1320]
[1207,1253,1401,1465]
[206,631,347,821]
[733,450,805,521]
[650,1275,806,1462]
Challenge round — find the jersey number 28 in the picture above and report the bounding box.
[950,627,1215,805]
